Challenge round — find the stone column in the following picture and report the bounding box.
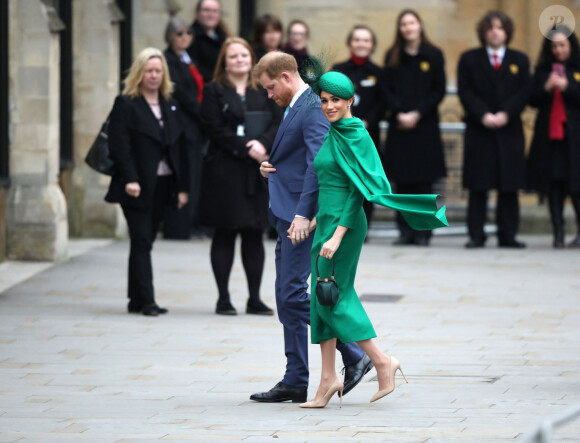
[6,0,68,261]
[69,0,124,237]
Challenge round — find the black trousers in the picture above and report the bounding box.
[122,176,171,307]
[395,182,433,240]
[467,190,519,242]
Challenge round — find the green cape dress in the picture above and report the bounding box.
[310,117,447,344]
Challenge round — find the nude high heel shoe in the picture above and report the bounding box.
[300,378,344,409]
[370,356,408,403]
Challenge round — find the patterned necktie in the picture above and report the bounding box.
[493,54,500,70]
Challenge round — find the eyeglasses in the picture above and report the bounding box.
[176,30,193,37]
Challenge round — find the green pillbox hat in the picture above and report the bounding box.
[318,71,355,99]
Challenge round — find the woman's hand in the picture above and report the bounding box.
[319,226,348,259]
[247,139,268,163]
[396,111,419,130]
[260,161,276,178]
[125,182,141,198]
[177,192,188,209]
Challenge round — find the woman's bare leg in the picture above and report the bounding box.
[311,338,339,401]
[356,338,391,391]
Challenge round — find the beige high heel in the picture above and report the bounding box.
[300,378,344,409]
[370,356,408,403]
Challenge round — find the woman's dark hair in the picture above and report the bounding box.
[287,19,310,38]
[476,10,514,46]
[536,26,580,68]
[385,9,433,68]
[346,25,377,52]
[252,14,283,48]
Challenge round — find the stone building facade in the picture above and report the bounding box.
[1,0,579,262]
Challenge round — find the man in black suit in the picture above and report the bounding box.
[458,10,530,248]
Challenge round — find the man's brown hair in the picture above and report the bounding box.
[476,10,514,46]
[253,51,298,81]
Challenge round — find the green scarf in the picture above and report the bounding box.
[326,117,448,230]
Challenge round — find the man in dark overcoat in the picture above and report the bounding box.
[458,10,530,248]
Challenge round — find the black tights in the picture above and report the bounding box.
[210,227,264,304]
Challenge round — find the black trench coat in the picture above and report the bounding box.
[380,44,447,184]
[198,81,282,229]
[458,47,530,192]
[527,63,580,193]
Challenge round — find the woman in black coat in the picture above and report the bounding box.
[332,24,384,230]
[380,10,447,246]
[199,37,282,316]
[528,27,580,247]
[163,17,207,239]
[105,48,189,316]
[187,0,229,83]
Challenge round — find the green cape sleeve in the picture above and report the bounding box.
[327,118,448,230]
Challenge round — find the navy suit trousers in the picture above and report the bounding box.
[273,215,364,387]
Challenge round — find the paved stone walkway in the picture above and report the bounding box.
[0,235,579,442]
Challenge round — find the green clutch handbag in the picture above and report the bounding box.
[315,255,339,306]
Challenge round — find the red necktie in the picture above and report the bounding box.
[493,54,500,70]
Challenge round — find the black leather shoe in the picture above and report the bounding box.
[465,238,486,248]
[216,301,237,316]
[498,239,526,248]
[247,300,274,316]
[128,301,143,314]
[142,304,168,316]
[342,354,374,396]
[250,382,307,403]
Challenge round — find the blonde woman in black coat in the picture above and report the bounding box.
[528,27,580,248]
[199,37,282,316]
[105,47,189,316]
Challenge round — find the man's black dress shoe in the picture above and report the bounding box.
[342,354,374,396]
[247,300,274,315]
[498,239,526,248]
[465,238,486,248]
[414,237,430,247]
[250,381,307,403]
[142,304,168,316]
[128,302,167,315]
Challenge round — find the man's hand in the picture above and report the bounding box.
[260,161,276,179]
[287,217,310,246]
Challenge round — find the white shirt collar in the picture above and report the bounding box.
[486,45,506,63]
[289,83,309,109]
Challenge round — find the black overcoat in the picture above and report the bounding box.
[527,64,580,193]
[105,94,189,208]
[380,44,447,184]
[198,81,282,228]
[187,21,227,83]
[458,47,530,191]
[332,58,384,148]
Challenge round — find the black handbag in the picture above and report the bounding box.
[85,115,115,176]
[315,255,339,306]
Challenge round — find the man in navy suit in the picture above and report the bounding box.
[249,51,372,403]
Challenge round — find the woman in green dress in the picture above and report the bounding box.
[295,71,447,408]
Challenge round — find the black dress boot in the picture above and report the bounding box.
[569,192,580,247]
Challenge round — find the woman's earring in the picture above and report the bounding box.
[347,105,351,109]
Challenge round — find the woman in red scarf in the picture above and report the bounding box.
[528,27,580,248]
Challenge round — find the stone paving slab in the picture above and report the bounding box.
[0,235,579,441]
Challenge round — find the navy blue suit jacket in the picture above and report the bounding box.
[268,88,330,223]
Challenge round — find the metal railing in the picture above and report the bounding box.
[519,402,580,442]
